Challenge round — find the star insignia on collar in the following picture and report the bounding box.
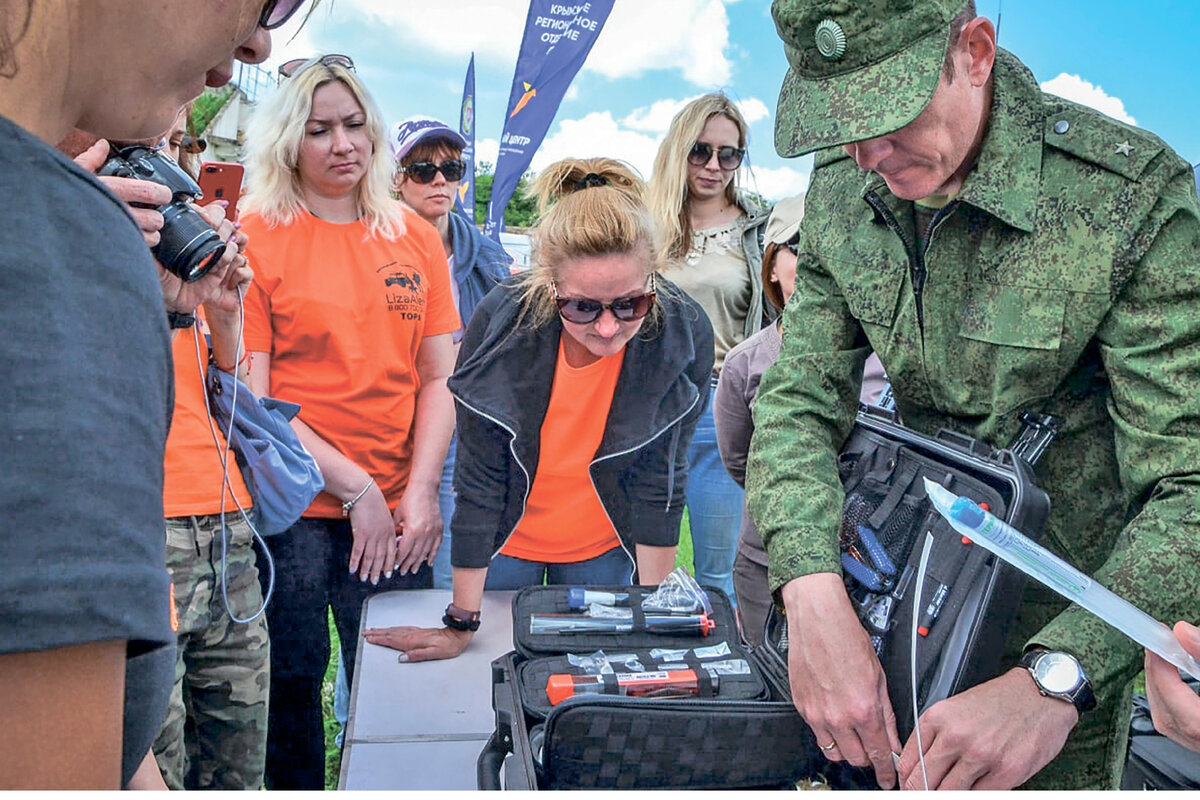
[1114,140,1133,157]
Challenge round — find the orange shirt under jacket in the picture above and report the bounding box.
[241,208,460,518]
[163,311,252,517]
[501,341,625,563]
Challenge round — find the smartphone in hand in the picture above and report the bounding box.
[198,161,244,216]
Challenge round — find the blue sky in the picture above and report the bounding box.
[262,1,1200,201]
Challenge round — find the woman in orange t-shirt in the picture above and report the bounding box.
[363,158,715,663]
[239,56,459,789]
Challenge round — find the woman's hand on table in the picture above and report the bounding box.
[362,625,472,663]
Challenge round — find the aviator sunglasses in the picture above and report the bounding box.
[687,141,745,171]
[277,53,356,79]
[400,159,467,184]
[552,276,657,325]
[260,0,309,30]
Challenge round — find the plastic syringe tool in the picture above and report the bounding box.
[531,612,716,636]
[545,668,712,705]
[923,478,1200,681]
[566,588,629,610]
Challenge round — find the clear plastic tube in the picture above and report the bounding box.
[923,478,1200,680]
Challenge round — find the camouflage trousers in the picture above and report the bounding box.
[152,513,270,790]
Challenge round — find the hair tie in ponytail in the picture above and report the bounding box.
[575,172,608,191]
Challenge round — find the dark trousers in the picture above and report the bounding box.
[257,517,430,790]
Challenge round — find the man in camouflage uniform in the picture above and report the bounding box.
[748,0,1200,790]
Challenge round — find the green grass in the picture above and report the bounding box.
[320,516,695,790]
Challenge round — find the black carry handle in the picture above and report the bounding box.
[476,732,507,790]
[1007,412,1061,468]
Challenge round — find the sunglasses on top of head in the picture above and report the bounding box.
[400,159,467,184]
[687,141,745,171]
[260,0,308,30]
[277,53,355,79]
[551,276,657,325]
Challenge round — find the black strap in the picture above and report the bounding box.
[868,457,920,530]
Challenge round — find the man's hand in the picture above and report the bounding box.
[781,574,902,789]
[1145,621,1200,754]
[362,625,471,663]
[391,483,442,577]
[897,667,1078,790]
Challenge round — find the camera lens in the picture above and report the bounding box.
[156,201,225,282]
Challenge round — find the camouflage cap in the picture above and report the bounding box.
[772,0,966,157]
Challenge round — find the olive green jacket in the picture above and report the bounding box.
[747,49,1200,788]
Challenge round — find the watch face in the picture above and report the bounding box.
[1035,652,1082,694]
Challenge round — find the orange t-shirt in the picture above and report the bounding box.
[241,208,460,517]
[162,310,252,517]
[501,341,625,562]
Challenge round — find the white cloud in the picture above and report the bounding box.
[273,0,735,88]
[1040,73,1137,126]
[622,95,770,136]
[527,112,665,177]
[738,97,770,125]
[475,138,501,169]
[588,1,733,86]
[747,163,812,203]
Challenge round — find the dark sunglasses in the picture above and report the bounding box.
[687,141,745,171]
[552,277,657,325]
[401,159,467,184]
[260,0,308,30]
[278,53,355,79]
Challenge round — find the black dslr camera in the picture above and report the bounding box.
[99,145,225,282]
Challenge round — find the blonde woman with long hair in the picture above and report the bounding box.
[362,158,714,663]
[240,55,460,788]
[646,92,773,605]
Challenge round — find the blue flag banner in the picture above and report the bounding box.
[456,53,477,222]
[484,0,614,240]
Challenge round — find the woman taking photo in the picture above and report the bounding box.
[646,92,772,602]
[363,158,714,662]
[240,55,459,789]
[389,116,512,590]
[0,0,306,789]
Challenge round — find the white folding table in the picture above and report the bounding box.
[338,590,515,790]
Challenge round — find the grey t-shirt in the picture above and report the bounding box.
[0,114,175,785]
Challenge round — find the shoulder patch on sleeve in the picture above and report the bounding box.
[1043,108,1164,181]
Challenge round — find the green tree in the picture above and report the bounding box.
[473,161,539,229]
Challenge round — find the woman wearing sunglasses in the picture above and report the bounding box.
[389,116,512,590]
[645,92,772,605]
[239,56,459,789]
[0,0,310,790]
[362,158,713,662]
[712,196,888,645]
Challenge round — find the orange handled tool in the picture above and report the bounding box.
[546,669,715,705]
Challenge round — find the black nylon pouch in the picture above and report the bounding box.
[836,406,1051,739]
[482,584,820,789]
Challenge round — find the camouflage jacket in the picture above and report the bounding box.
[747,49,1200,706]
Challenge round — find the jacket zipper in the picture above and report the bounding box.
[587,391,701,580]
[864,192,960,334]
[452,395,532,558]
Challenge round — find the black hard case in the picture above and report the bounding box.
[477,583,819,790]
[837,405,1051,738]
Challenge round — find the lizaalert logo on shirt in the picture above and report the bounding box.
[378,262,426,320]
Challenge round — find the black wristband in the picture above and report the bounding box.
[443,603,481,632]
[167,310,196,329]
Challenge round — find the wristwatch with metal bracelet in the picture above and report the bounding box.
[1018,648,1096,714]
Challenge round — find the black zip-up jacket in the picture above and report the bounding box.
[447,277,714,575]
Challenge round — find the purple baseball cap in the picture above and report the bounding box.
[388,116,467,163]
